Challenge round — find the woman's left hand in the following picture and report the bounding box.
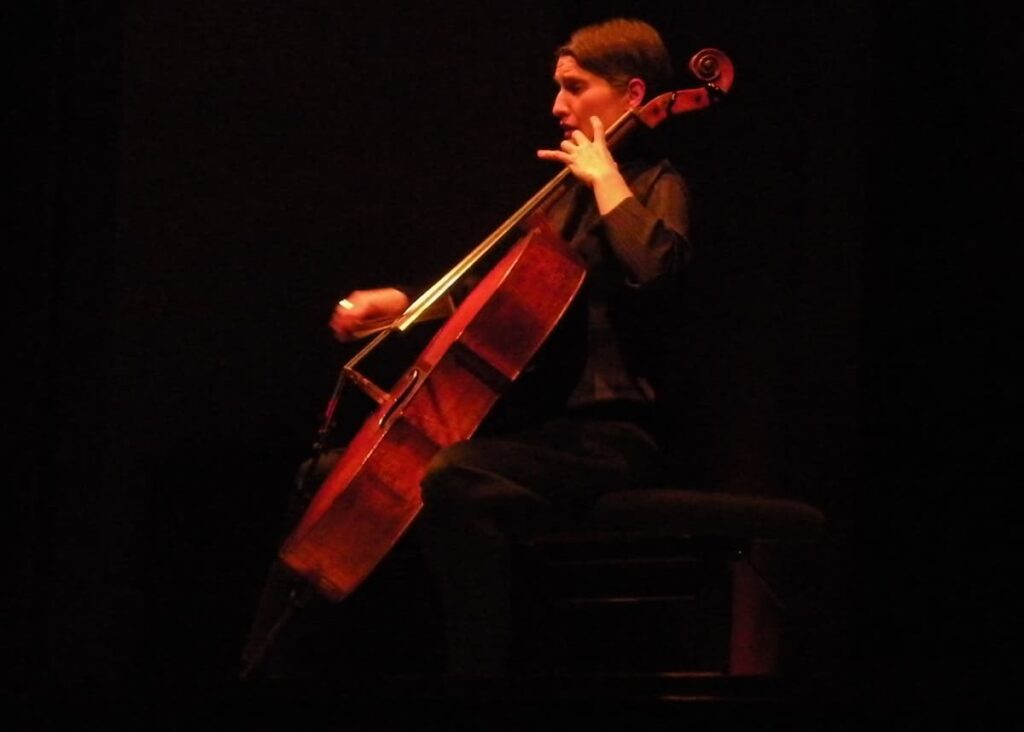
[537,115,619,187]
[537,116,634,214]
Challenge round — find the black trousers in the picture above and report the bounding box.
[241,411,662,681]
[417,414,661,679]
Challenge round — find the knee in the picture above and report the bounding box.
[420,441,549,529]
[421,441,487,507]
[424,440,482,481]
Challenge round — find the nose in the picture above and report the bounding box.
[551,89,568,119]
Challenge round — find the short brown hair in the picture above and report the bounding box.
[556,18,674,98]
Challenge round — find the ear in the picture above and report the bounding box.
[625,77,647,107]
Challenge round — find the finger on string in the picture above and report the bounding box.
[537,149,568,163]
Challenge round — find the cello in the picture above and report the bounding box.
[279,48,734,604]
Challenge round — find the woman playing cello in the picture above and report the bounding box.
[246,17,694,687]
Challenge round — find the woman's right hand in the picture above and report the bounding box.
[329,287,410,342]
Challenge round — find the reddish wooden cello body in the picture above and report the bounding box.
[280,49,734,602]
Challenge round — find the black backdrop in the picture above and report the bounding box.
[10,0,1008,713]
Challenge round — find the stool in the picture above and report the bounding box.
[511,488,826,681]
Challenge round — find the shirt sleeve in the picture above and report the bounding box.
[599,168,691,289]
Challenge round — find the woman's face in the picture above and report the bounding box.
[550,55,633,140]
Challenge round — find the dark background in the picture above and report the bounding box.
[8,0,1009,713]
